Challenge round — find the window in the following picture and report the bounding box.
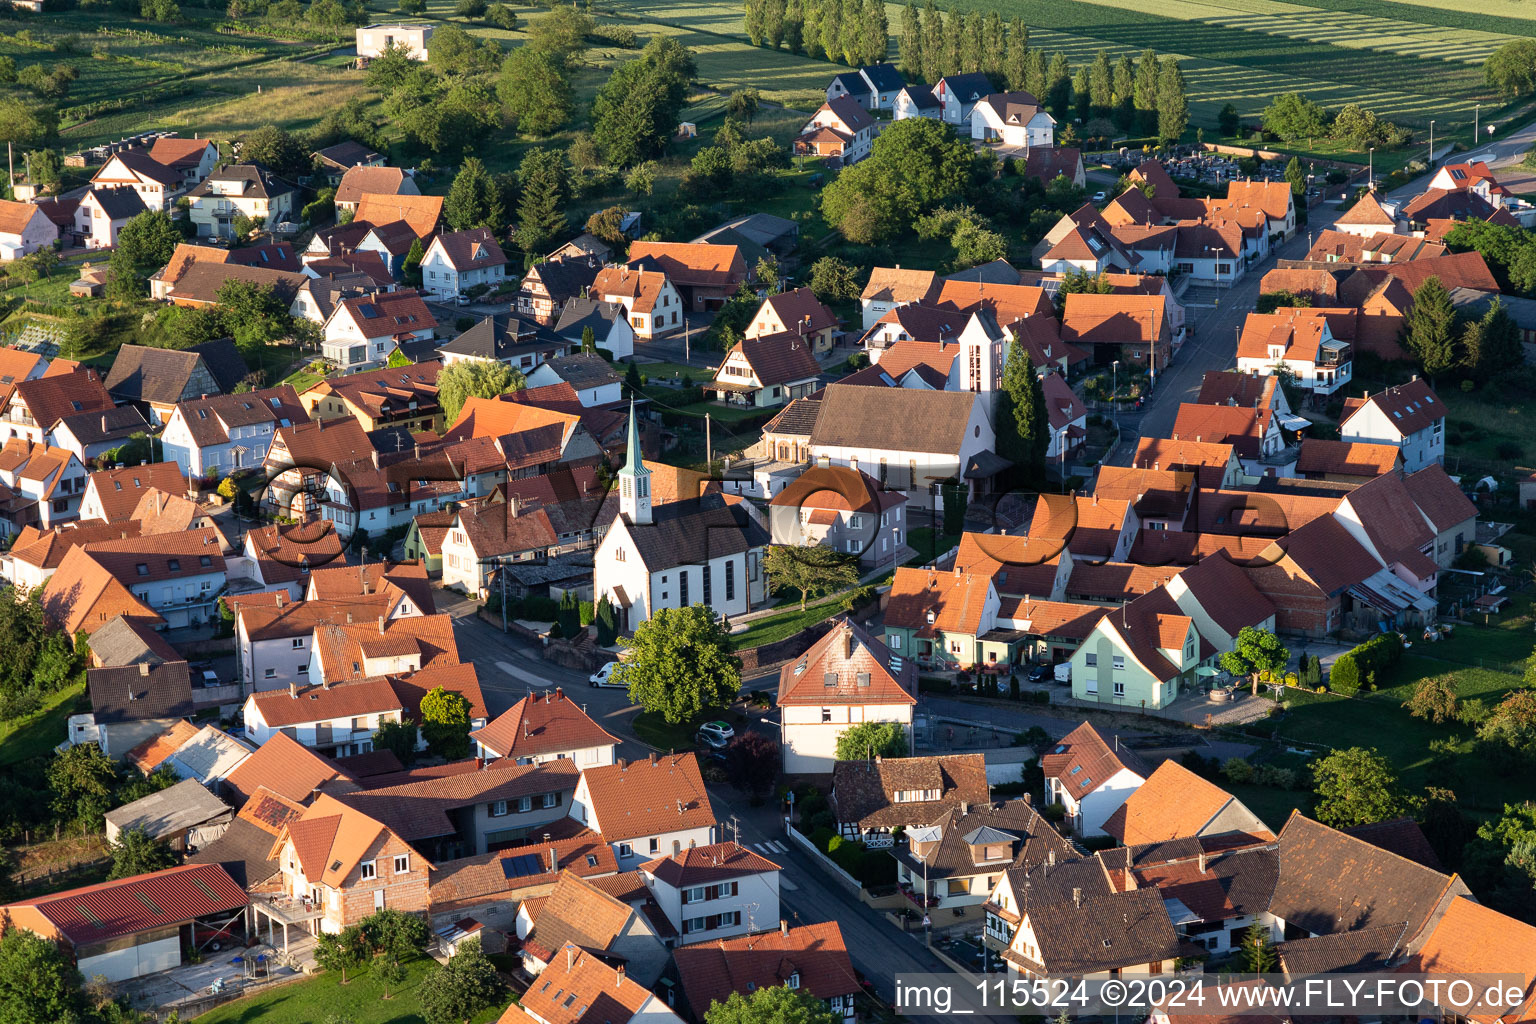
[1112,655,1125,670]
[618,843,634,857]
[1113,681,1125,697]
[264,667,276,678]
[292,638,306,649]
[1084,653,1097,667]
[679,571,689,606]
[725,561,736,603]
[888,633,901,650]
[490,800,508,817]
[822,707,832,722]
[649,837,660,854]
[542,792,560,809]
[360,860,377,880]
[516,796,533,813]
[393,854,410,873]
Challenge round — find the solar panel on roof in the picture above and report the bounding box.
[501,853,545,879]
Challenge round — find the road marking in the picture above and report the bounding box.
[496,660,552,688]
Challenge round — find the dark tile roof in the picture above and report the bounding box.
[673,921,858,1021]
[440,314,566,361]
[1015,887,1180,973]
[55,405,149,447]
[1340,817,1445,873]
[187,162,292,201]
[188,338,250,394]
[619,492,767,572]
[89,660,194,724]
[830,753,989,831]
[894,799,1074,880]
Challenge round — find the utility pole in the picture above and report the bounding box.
[500,562,508,633]
[5,143,11,200]
[705,413,713,467]
[683,317,690,362]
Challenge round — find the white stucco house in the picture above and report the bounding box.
[969,92,1055,151]
[1338,378,1444,473]
[568,752,716,868]
[777,618,916,774]
[420,228,507,300]
[639,842,781,943]
[1039,722,1151,838]
[0,200,59,260]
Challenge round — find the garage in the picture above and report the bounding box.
[2,863,248,983]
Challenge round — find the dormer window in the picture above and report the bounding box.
[787,973,800,989]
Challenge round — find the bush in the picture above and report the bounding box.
[1496,441,1523,460]
[1329,653,1360,694]
[589,23,637,47]
[1222,757,1254,783]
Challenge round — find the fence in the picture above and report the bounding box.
[782,821,863,897]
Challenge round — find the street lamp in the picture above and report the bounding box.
[1111,360,1120,431]
[1475,103,1481,144]
[1429,120,1435,166]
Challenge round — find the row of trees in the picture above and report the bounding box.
[1261,93,1409,149]
[745,0,887,67]
[1402,275,1523,382]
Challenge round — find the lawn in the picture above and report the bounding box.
[196,954,507,1024]
[1268,653,1530,812]
[631,709,705,749]
[732,593,848,649]
[907,527,961,565]
[0,683,86,768]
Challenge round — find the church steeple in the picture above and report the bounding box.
[618,400,651,525]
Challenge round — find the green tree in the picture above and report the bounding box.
[360,907,430,961]
[726,88,761,125]
[529,4,593,64]
[48,742,118,833]
[745,0,765,45]
[314,926,366,984]
[764,545,860,612]
[1155,58,1188,146]
[0,927,85,1024]
[419,685,473,759]
[1403,674,1459,724]
[1238,922,1277,972]
[372,718,419,767]
[418,938,503,1024]
[1132,47,1158,134]
[1476,689,1536,774]
[1485,38,1536,98]
[594,596,619,646]
[899,1,921,77]
[366,41,419,92]
[835,720,908,761]
[401,236,425,288]
[1217,102,1240,136]
[1111,53,1135,129]
[784,0,804,53]
[763,0,786,47]
[1072,65,1090,123]
[239,124,309,179]
[942,480,967,536]
[617,605,741,725]
[0,97,55,151]
[1467,297,1523,379]
[1219,626,1289,697]
[498,46,573,136]
[1088,49,1113,118]
[1044,51,1070,121]
[438,358,526,425]
[996,345,1047,486]
[981,10,1004,76]
[454,0,486,16]
[375,957,407,1000]
[919,0,942,84]
[820,0,842,65]
[487,3,517,28]
[107,826,176,880]
[1284,155,1305,196]
[591,37,696,166]
[443,157,504,231]
[705,980,840,1024]
[1261,92,1328,143]
[1403,275,1458,377]
[108,210,182,298]
[515,147,568,253]
[1003,17,1028,92]
[25,148,61,190]
[819,117,973,243]
[1312,747,1413,828]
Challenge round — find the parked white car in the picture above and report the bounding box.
[589,662,623,687]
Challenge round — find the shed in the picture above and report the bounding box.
[104,777,233,852]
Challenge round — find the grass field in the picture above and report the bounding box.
[0,683,85,768]
[196,954,506,1024]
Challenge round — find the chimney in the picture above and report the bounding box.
[567,944,574,971]
[616,965,625,989]
[346,611,353,624]
[554,686,563,701]
[1048,849,1055,867]
[844,623,854,659]
[619,758,627,771]
[139,662,150,677]
[289,681,298,699]
[1073,887,1082,909]
[1198,850,1208,873]
[1023,791,1032,806]
[378,615,385,634]
[960,801,970,815]
[550,846,558,873]
[475,756,485,770]
[781,919,790,937]
[649,752,658,766]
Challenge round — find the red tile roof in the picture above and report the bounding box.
[517,946,655,1024]
[885,566,995,637]
[672,921,859,1021]
[224,731,355,806]
[85,462,188,524]
[1398,897,1536,1024]
[1295,439,1400,478]
[1104,760,1266,847]
[639,841,779,888]
[579,753,714,842]
[470,687,620,760]
[1340,377,1443,437]
[778,616,916,707]
[1040,721,1152,795]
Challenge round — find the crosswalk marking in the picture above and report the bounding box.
[752,841,788,854]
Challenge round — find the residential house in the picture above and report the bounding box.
[146,137,218,186]
[881,566,1000,671]
[969,92,1054,150]
[1068,585,1212,710]
[1,519,143,589]
[103,339,250,425]
[627,241,747,313]
[767,465,906,567]
[313,140,385,179]
[794,97,876,165]
[1164,552,1277,650]
[322,289,437,371]
[806,384,996,509]
[104,777,232,853]
[48,527,226,629]
[639,841,781,943]
[551,298,636,361]
[231,587,424,692]
[896,799,1074,915]
[421,228,507,300]
[1003,885,1180,979]
[1338,378,1445,473]
[472,687,619,767]
[219,730,355,806]
[591,266,684,340]
[79,462,188,523]
[1040,722,1152,839]
[0,864,248,983]
[518,257,603,323]
[49,406,151,466]
[159,385,307,479]
[672,921,860,1024]
[81,659,196,758]
[356,22,432,60]
[135,722,253,789]
[0,439,89,532]
[187,164,296,239]
[829,753,989,841]
[1042,371,1087,463]
[5,367,115,446]
[240,520,346,599]
[438,314,572,374]
[747,287,838,356]
[825,71,870,108]
[709,333,822,408]
[777,617,916,774]
[439,499,558,595]
[300,361,442,433]
[893,83,940,120]
[1295,439,1402,483]
[1426,161,1511,206]
[569,753,716,867]
[73,186,148,249]
[89,151,181,211]
[334,166,420,213]
[1023,147,1085,188]
[859,266,937,328]
[263,793,430,939]
[1171,402,1286,477]
[0,199,59,260]
[694,212,799,257]
[853,64,909,107]
[1132,437,1243,489]
[1028,493,1139,562]
[513,872,670,986]
[306,611,462,685]
[1235,311,1352,402]
[506,946,683,1024]
[1060,293,1171,371]
[934,73,994,125]
[1333,190,1397,237]
[1104,759,1272,848]
[1395,896,1536,1023]
[525,353,625,409]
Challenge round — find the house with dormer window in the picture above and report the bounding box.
[568,753,716,867]
[639,841,781,943]
[187,164,296,240]
[672,921,860,1023]
[777,617,916,773]
[323,289,438,371]
[421,228,508,300]
[893,800,1074,911]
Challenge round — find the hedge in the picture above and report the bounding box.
[1327,632,1402,695]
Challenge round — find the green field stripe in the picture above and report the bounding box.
[1272,0,1536,34]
